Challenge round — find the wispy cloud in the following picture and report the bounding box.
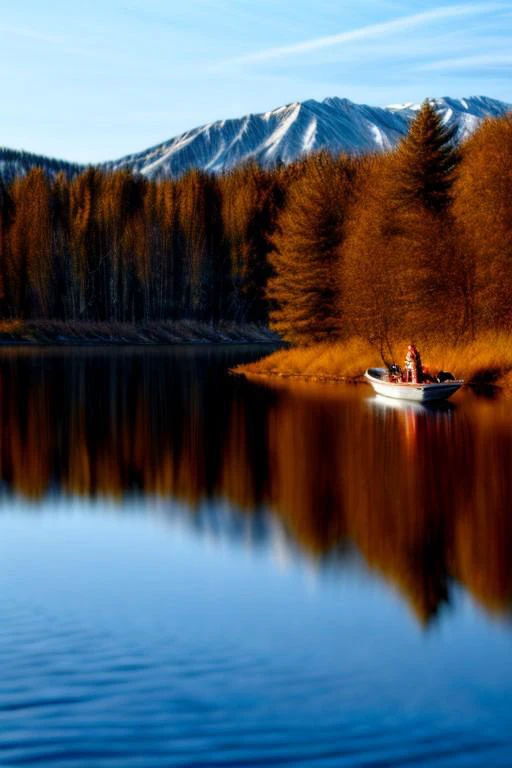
[0,23,95,57]
[213,2,507,69]
[419,52,512,71]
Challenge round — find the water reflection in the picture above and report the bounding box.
[0,346,511,626]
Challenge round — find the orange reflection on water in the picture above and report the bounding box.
[0,348,510,626]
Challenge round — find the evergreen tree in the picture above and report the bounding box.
[268,153,355,344]
[222,164,284,324]
[394,101,459,214]
[390,101,468,343]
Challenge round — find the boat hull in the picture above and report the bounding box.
[365,369,463,402]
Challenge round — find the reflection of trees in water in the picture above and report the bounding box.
[0,349,511,625]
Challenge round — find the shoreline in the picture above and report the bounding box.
[234,337,512,395]
[235,366,512,397]
[0,320,280,347]
[232,369,362,384]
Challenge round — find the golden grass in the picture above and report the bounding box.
[237,338,380,381]
[237,332,512,389]
[415,333,512,386]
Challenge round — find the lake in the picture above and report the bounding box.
[0,346,511,767]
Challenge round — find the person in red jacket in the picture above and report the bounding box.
[404,344,423,383]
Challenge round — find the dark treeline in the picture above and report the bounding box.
[0,163,285,325]
[0,103,511,341]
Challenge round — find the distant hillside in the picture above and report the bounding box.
[0,148,83,184]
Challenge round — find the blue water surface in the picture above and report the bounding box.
[0,347,510,767]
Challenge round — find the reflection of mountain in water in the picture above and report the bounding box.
[0,347,511,626]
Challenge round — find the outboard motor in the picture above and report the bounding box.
[437,371,455,383]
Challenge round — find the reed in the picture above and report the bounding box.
[237,338,380,381]
[413,333,512,388]
[237,333,512,389]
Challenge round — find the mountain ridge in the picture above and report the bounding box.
[1,95,510,182]
[102,95,510,178]
[0,147,83,185]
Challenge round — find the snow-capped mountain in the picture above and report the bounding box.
[1,96,510,183]
[104,96,510,179]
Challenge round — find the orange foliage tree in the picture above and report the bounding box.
[268,152,357,344]
[341,102,472,360]
[453,115,512,331]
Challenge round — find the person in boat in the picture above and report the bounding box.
[404,344,423,383]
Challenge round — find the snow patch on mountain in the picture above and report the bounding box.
[303,117,317,152]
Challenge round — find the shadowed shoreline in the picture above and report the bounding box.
[0,320,280,345]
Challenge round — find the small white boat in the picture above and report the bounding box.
[365,368,463,402]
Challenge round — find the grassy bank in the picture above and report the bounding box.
[236,334,512,391]
[0,320,279,346]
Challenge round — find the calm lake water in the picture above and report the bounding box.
[0,346,511,767]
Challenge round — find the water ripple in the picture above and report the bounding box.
[1,518,512,767]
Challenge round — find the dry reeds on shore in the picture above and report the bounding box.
[237,338,379,381]
[236,333,512,390]
[417,334,512,387]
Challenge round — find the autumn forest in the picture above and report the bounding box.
[0,103,511,350]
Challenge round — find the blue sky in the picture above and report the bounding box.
[2,0,511,162]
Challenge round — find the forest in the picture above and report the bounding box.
[0,159,286,328]
[0,103,511,353]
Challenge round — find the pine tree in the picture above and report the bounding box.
[268,153,355,344]
[394,101,459,214]
[390,102,468,342]
[221,164,284,324]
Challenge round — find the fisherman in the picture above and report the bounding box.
[404,344,423,383]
